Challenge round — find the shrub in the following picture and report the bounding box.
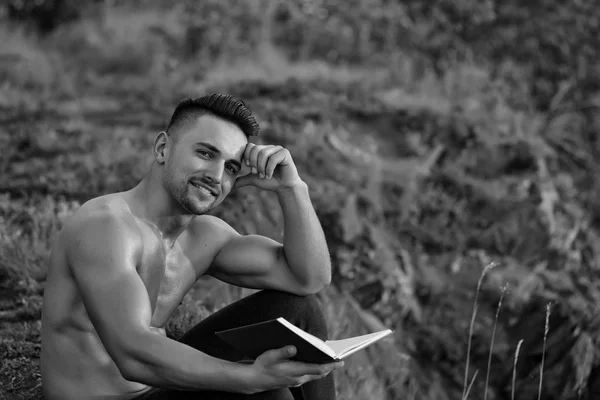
[4,0,85,33]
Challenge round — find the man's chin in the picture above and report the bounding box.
[184,197,218,215]
[188,203,214,215]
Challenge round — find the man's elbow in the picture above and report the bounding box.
[119,362,140,382]
[296,271,331,296]
[314,262,332,292]
[119,350,158,384]
[109,335,151,382]
[320,270,332,289]
[113,348,142,382]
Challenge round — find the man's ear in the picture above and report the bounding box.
[154,131,170,164]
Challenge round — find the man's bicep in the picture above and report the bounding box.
[66,213,152,364]
[211,233,282,274]
[209,232,304,292]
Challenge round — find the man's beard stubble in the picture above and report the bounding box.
[163,169,217,216]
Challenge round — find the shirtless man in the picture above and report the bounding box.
[40,94,343,400]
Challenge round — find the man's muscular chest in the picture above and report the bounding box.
[137,232,214,327]
[149,250,194,326]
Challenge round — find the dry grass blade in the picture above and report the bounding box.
[484,284,508,400]
[463,369,479,400]
[538,303,552,400]
[512,339,524,400]
[462,261,497,400]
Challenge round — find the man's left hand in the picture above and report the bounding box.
[234,143,303,192]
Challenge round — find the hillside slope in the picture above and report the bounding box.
[2,1,600,399]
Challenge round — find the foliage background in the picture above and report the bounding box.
[1,0,600,399]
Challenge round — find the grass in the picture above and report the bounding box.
[512,339,524,400]
[483,283,508,399]
[460,265,554,400]
[537,303,551,400]
[462,261,497,400]
[1,2,593,399]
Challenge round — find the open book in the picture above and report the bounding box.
[215,317,393,364]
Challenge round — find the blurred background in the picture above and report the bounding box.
[1,0,600,399]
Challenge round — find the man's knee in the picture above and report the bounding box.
[263,291,328,340]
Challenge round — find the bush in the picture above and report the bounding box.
[4,0,86,33]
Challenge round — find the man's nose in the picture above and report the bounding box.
[204,162,224,184]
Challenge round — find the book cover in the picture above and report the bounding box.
[215,318,392,364]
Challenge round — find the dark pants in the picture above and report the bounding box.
[135,290,335,400]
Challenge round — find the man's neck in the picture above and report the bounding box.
[130,173,195,248]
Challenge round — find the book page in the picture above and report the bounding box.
[325,330,393,358]
[277,318,337,359]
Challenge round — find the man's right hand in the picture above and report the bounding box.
[246,346,344,394]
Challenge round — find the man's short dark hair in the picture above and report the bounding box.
[166,94,260,139]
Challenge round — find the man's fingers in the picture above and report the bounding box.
[264,149,287,179]
[258,346,297,365]
[246,144,261,175]
[243,143,255,167]
[243,144,289,179]
[285,360,342,377]
[298,372,332,385]
[256,146,281,178]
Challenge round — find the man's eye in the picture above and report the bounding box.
[197,150,211,157]
[226,165,238,174]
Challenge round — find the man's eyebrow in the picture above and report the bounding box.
[195,142,222,155]
[195,142,242,170]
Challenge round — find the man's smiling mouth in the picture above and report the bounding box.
[190,181,217,197]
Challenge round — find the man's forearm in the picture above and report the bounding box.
[277,181,332,291]
[121,330,253,393]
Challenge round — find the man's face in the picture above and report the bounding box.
[162,114,248,215]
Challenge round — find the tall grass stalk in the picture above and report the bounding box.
[512,339,524,400]
[484,284,508,400]
[538,303,552,400]
[462,261,497,400]
[464,369,479,400]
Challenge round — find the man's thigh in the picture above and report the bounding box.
[177,290,327,361]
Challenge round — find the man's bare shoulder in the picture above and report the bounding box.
[188,215,239,245]
[60,193,142,254]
